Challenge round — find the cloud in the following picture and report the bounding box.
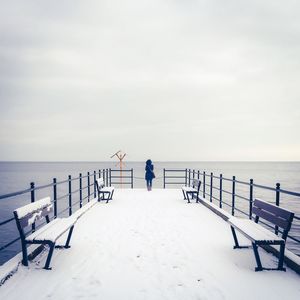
[0,0,300,160]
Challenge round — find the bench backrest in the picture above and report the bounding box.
[253,198,294,240]
[191,179,201,192]
[13,197,53,239]
[95,178,104,191]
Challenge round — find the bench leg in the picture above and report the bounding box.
[44,242,55,270]
[252,243,263,272]
[65,225,74,248]
[230,227,250,249]
[182,189,187,200]
[107,190,114,203]
[186,192,190,203]
[21,240,29,266]
[278,242,286,271]
[231,226,240,249]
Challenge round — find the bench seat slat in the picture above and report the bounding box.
[228,218,284,243]
[26,218,76,243]
[182,186,197,192]
[101,187,114,193]
[252,207,290,230]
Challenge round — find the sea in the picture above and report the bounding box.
[0,161,300,265]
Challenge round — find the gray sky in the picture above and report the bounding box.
[0,0,300,161]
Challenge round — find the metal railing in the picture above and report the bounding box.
[0,168,113,265]
[110,169,134,188]
[163,168,300,255]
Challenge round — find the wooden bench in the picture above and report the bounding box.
[182,179,201,203]
[228,198,294,271]
[14,197,77,270]
[95,178,115,203]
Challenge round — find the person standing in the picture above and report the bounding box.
[145,159,155,191]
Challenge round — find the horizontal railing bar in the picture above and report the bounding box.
[0,236,21,252]
[56,193,71,201]
[110,169,132,172]
[279,189,300,197]
[110,176,132,179]
[165,176,186,179]
[0,217,14,226]
[287,235,300,243]
[222,189,232,195]
[0,188,32,200]
[233,207,249,217]
[164,169,186,172]
[235,194,250,202]
[110,182,132,185]
[82,195,90,201]
[71,200,81,207]
[221,201,232,208]
[211,195,220,202]
[58,207,70,215]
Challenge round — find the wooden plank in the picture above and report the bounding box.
[19,206,53,229]
[254,199,294,220]
[252,207,289,230]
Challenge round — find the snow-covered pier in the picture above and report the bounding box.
[0,189,300,300]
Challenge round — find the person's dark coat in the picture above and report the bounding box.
[145,160,154,180]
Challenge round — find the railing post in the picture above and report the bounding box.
[219,174,223,208]
[93,171,96,198]
[131,168,134,188]
[163,168,165,189]
[106,169,109,186]
[79,173,82,208]
[109,168,112,187]
[203,171,206,198]
[53,178,57,218]
[87,172,90,202]
[68,175,72,216]
[188,169,191,186]
[99,169,101,178]
[210,173,213,202]
[249,179,253,219]
[185,169,187,186]
[102,169,105,182]
[232,176,236,216]
[193,169,195,180]
[30,182,35,232]
[197,170,200,180]
[275,183,280,235]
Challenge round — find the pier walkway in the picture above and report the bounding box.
[0,189,299,300]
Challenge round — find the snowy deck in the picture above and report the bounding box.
[1,189,299,300]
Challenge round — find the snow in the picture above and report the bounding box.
[26,218,76,243]
[228,217,283,242]
[182,186,197,192]
[1,189,300,300]
[14,197,52,219]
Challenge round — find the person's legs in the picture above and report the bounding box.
[146,179,151,191]
[149,179,152,191]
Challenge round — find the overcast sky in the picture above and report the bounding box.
[0,0,299,161]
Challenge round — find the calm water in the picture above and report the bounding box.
[0,161,300,265]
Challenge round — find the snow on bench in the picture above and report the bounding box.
[228,198,294,271]
[95,178,114,203]
[14,197,77,270]
[182,179,201,203]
